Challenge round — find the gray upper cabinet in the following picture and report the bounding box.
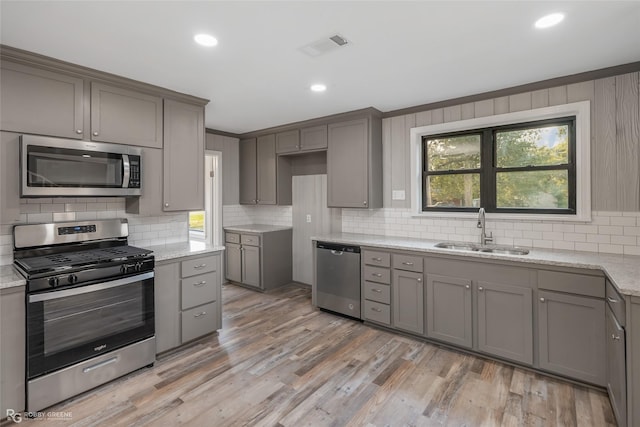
[300,125,328,151]
[275,129,300,154]
[256,135,277,205]
[0,61,84,139]
[426,274,472,348]
[327,117,382,208]
[0,132,21,225]
[392,269,424,335]
[538,290,606,386]
[477,281,533,365]
[162,99,205,212]
[90,82,163,148]
[239,138,257,204]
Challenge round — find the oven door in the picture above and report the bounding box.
[26,272,154,379]
[20,135,141,197]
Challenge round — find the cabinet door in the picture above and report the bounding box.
[90,82,163,148]
[225,243,242,283]
[607,306,627,427]
[327,118,369,208]
[0,61,84,139]
[477,281,533,365]
[538,290,605,386]
[154,263,180,353]
[300,125,328,151]
[0,132,21,225]
[256,134,277,205]
[426,274,472,348]
[242,245,261,288]
[239,138,257,204]
[124,147,163,215]
[392,270,424,335]
[1,287,26,414]
[163,99,205,211]
[275,130,300,154]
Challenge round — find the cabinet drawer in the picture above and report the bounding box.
[181,302,218,343]
[606,279,626,327]
[363,300,390,325]
[181,272,219,310]
[225,232,240,244]
[362,250,390,267]
[393,254,423,272]
[181,254,219,278]
[538,270,604,298]
[240,234,260,246]
[363,265,391,284]
[363,281,390,304]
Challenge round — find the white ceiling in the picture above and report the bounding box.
[1,1,639,134]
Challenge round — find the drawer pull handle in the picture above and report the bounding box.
[371,288,382,293]
[83,356,118,374]
[607,297,618,303]
[193,281,207,287]
[612,334,621,341]
[402,262,414,266]
[194,264,207,269]
[372,257,382,262]
[194,311,207,318]
[371,307,382,313]
[372,273,382,277]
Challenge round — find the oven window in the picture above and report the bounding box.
[43,283,145,356]
[27,146,123,188]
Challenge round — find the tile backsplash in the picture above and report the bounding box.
[341,209,640,256]
[223,204,292,227]
[0,197,188,265]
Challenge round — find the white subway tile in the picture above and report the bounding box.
[599,244,623,254]
[27,198,51,204]
[65,203,87,212]
[40,203,65,213]
[623,246,640,256]
[610,216,636,226]
[53,212,76,222]
[599,226,623,235]
[591,216,610,226]
[27,213,53,223]
[513,238,533,247]
[587,234,610,244]
[598,211,623,217]
[542,231,564,241]
[563,233,586,242]
[574,225,598,234]
[553,241,575,250]
[553,224,575,233]
[626,227,640,236]
[611,235,636,245]
[20,204,40,214]
[532,223,553,232]
[575,242,599,252]
[522,231,543,240]
[75,211,97,220]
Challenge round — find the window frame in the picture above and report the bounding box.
[410,101,591,222]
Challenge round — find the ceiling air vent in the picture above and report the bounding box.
[300,34,349,57]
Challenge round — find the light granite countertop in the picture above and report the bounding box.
[224,224,292,234]
[0,241,225,289]
[312,232,640,297]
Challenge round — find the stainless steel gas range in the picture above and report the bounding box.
[12,219,156,412]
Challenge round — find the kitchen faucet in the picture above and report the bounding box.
[477,208,493,246]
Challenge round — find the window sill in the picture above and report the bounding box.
[410,210,591,222]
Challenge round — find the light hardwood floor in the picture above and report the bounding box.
[23,283,615,427]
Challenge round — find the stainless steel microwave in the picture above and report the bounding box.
[20,135,142,197]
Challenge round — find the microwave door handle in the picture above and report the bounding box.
[122,154,130,188]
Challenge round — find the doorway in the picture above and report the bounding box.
[189,151,222,246]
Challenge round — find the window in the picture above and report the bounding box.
[423,118,575,214]
[411,101,590,221]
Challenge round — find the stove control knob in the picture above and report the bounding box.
[120,265,128,274]
[135,262,143,272]
[68,274,78,284]
[48,277,59,288]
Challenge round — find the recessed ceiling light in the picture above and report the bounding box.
[535,13,564,29]
[194,34,218,47]
[310,84,327,92]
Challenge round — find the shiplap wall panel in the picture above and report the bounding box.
[404,114,416,208]
[593,77,618,210]
[531,89,550,109]
[494,96,509,114]
[206,133,239,205]
[474,99,494,118]
[509,93,532,112]
[443,105,461,123]
[416,110,432,127]
[390,116,408,208]
[432,108,444,124]
[615,73,640,210]
[461,103,475,120]
[549,86,568,106]
[382,118,392,207]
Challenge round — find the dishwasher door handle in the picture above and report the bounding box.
[331,250,344,256]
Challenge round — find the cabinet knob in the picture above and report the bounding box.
[465,285,470,289]
[92,131,99,136]
[256,199,259,203]
[417,278,422,282]
[76,129,83,134]
[296,145,300,149]
[540,297,545,302]
[363,201,367,205]
[164,203,169,207]
[478,287,484,291]
[612,334,621,341]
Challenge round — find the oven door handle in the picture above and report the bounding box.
[28,272,154,303]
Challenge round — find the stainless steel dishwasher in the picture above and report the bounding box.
[316,242,361,319]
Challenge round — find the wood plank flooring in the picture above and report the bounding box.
[22,283,615,426]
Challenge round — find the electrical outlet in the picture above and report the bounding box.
[306,214,312,223]
[392,190,406,200]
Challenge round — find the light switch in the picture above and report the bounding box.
[392,190,406,200]
[306,214,312,223]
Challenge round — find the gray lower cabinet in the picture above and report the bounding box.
[90,82,163,148]
[477,281,533,365]
[224,229,292,291]
[362,250,392,326]
[163,99,205,212]
[392,269,424,335]
[426,274,472,348]
[0,132,21,224]
[154,253,222,354]
[0,61,84,139]
[607,304,627,427]
[538,290,606,386]
[0,286,26,415]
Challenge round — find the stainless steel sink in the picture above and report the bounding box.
[434,242,529,255]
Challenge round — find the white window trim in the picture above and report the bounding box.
[409,101,591,222]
